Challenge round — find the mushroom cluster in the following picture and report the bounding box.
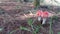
[36,10,49,24]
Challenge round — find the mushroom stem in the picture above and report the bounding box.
[42,18,46,24]
[38,16,41,21]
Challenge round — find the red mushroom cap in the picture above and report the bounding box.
[42,11,49,18]
[36,10,43,16]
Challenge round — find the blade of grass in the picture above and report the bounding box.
[20,26,31,32]
[28,18,33,26]
[58,32,60,34]
[49,16,54,34]
[9,29,18,34]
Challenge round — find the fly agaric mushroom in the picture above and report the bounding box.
[42,11,49,24]
[36,10,50,25]
[36,10,43,21]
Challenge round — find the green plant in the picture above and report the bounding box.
[49,16,58,34]
[58,32,60,34]
[9,15,58,34]
[20,18,41,34]
[9,29,17,34]
[49,16,53,34]
[20,26,31,32]
[33,0,40,9]
[9,18,41,34]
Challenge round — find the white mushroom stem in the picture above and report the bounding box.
[38,16,41,21]
[42,18,47,24]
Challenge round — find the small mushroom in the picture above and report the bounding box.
[36,10,50,25]
[36,10,43,21]
[42,11,49,25]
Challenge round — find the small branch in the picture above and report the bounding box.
[24,14,28,17]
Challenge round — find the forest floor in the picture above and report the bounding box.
[0,2,60,34]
